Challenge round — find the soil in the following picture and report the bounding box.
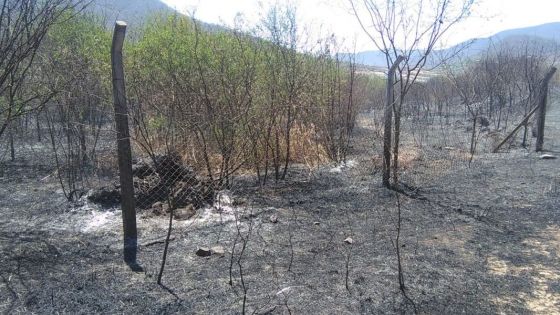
[1,104,559,314]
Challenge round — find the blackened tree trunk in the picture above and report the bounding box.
[383,56,404,188]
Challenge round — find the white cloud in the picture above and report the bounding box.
[161,0,560,51]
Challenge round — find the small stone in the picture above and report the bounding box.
[269,215,278,223]
[344,237,354,244]
[313,222,320,225]
[211,246,225,256]
[151,201,169,215]
[195,246,211,257]
[540,154,557,160]
[233,197,247,206]
[216,190,234,206]
[174,204,196,220]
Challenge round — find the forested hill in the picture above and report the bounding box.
[86,0,174,27]
[85,0,226,33]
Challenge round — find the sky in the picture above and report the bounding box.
[161,0,560,51]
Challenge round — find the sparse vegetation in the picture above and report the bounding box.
[1,1,560,314]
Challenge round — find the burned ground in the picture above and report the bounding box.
[0,105,559,314]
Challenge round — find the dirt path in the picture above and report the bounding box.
[0,104,559,314]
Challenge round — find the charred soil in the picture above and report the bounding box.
[1,106,559,314]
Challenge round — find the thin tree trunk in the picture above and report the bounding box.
[157,202,174,285]
[9,125,15,162]
[469,113,477,165]
[392,100,402,187]
[383,56,404,188]
[36,112,42,142]
[281,106,291,180]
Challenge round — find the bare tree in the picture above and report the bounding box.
[444,37,559,156]
[349,0,473,188]
[259,4,302,181]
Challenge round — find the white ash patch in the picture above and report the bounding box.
[81,209,118,232]
[216,190,234,206]
[147,190,273,229]
[194,203,263,226]
[194,206,237,225]
[329,159,358,173]
[187,204,275,229]
[175,190,240,226]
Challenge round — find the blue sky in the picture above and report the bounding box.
[161,0,560,51]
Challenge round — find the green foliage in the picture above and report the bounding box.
[123,11,375,183]
[48,12,111,75]
[20,8,377,186]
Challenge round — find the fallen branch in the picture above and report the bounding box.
[141,236,176,247]
[493,67,557,153]
[492,104,540,153]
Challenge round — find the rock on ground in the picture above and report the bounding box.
[174,204,196,221]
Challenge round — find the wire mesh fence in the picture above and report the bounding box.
[131,152,214,214]
[2,59,560,315]
[1,84,558,213]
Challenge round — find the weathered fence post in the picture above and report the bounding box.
[382,55,405,188]
[535,67,557,152]
[493,67,557,153]
[111,21,138,267]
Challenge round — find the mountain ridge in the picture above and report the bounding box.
[85,0,224,33]
[82,1,560,68]
[87,0,174,27]
[349,22,560,67]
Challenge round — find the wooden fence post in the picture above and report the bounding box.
[535,67,557,152]
[111,21,138,267]
[493,67,556,153]
[383,55,405,188]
